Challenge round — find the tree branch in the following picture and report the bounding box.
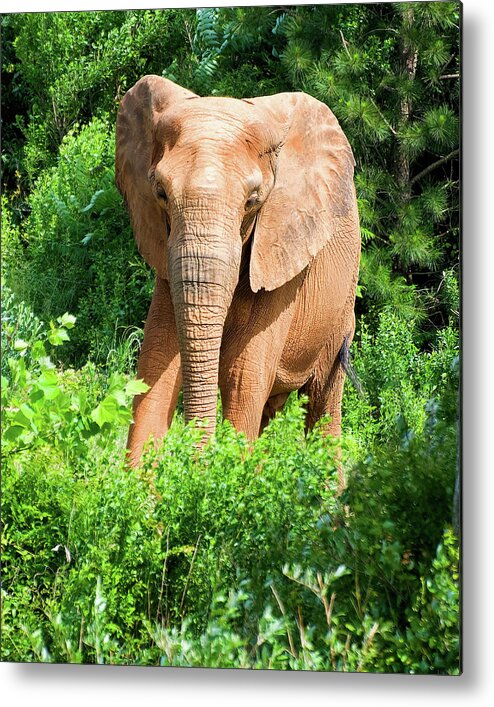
[370,97,397,136]
[440,73,459,80]
[339,30,351,58]
[410,149,459,186]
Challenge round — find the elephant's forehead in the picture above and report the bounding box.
[182,95,257,120]
[162,96,265,142]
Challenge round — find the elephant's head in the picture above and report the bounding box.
[116,76,355,435]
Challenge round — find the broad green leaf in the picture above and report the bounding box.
[30,388,44,404]
[48,327,70,346]
[125,379,150,396]
[13,405,35,428]
[37,369,60,399]
[3,424,26,443]
[91,395,119,427]
[31,340,47,361]
[75,389,88,413]
[112,389,127,407]
[116,408,133,425]
[20,403,36,421]
[9,356,26,388]
[107,372,125,392]
[38,356,55,370]
[57,313,76,329]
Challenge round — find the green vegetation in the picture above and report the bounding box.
[1,304,460,671]
[1,4,460,673]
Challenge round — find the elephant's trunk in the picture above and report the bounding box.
[168,214,241,437]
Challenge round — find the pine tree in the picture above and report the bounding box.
[275,2,460,330]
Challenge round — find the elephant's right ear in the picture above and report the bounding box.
[115,75,196,278]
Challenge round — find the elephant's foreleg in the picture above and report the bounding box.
[127,276,182,466]
[219,336,283,440]
[220,385,270,440]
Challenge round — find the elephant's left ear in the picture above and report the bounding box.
[115,76,197,279]
[248,92,357,292]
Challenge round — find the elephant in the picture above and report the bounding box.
[115,75,360,467]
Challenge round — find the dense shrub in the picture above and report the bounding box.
[343,307,459,446]
[6,118,152,364]
[1,304,459,671]
[2,10,195,187]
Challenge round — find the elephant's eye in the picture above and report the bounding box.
[156,183,168,202]
[245,191,259,209]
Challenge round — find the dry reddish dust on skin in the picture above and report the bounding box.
[115,76,360,467]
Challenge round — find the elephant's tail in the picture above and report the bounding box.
[339,335,364,398]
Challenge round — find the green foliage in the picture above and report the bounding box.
[341,395,458,617]
[187,7,287,98]
[191,8,221,92]
[392,529,460,674]
[343,308,459,445]
[2,293,149,462]
[1,300,459,672]
[6,117,152,364]
[1,281,44,376]
[1,303,152,663]
[140,398,341,632]
[0,197,23,273]
[3,10,194,187]
[2,399,459,670]
[147,572,387,672]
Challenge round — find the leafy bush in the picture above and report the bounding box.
[2,300,148,462]
[1,281,44,377]
[8,118,153,364]
[140,400,341,633]
[339,393,458,621]
[1,299,152,661]
[390,529,460,674]
[2,308,459,671]
[4,10,195,184]
[0,197,23,275]
[343,308,459,448]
